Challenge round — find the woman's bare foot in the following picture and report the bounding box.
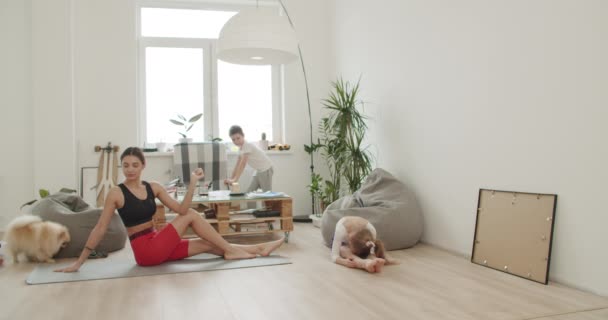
[373,258,386,273]
[223,248,256,260]
[232,237,285,256]
[259,237,285,256]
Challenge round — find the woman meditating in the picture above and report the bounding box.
[56,147,283,272]
[331,216,393,273]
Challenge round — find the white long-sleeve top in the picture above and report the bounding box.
[331,217,377,262]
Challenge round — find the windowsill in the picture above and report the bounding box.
[231,150,294,156]
[143,152,174,158]
[143,150,293,158]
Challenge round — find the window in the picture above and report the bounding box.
[145,47,205,143]
[141,8,234,39]
[138,4,283,145]
[217,61,274,145]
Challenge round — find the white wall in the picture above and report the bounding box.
[281,0,332,215]
[31,0,78,194]
[0,0,78,227]
[331,0,608,295]
[0,0,332,229]
[72,0,139,166]
[0,0,34,228]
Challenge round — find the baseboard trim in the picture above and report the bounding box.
[421,241,607,297]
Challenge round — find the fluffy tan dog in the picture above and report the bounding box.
[3,215,70,263]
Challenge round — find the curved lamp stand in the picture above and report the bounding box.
[217,1,315,221]
[277,1,315,222]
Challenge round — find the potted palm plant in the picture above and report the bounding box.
[306,77,373,219]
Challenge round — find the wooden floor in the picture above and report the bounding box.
[0,223,607,320]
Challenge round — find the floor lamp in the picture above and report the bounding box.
[217,2,314,222]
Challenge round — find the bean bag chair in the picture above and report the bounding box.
[29,192,127,258]
[321,168,423,250]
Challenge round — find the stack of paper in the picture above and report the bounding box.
[246,191,287,198]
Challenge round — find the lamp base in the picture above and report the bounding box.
[293,214,312,223]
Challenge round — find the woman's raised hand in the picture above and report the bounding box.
[191,168,205,182]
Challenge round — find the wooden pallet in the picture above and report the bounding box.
[152,196,293,241]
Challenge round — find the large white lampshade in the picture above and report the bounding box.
[217,8,298,65]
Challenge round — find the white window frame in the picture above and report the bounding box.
[136,0,284,145]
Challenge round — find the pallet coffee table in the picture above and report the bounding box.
[152,194,293,242]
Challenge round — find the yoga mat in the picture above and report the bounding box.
[26,254,291,285]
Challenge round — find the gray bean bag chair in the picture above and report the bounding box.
[321,168,423,250]
[29,192,127,258]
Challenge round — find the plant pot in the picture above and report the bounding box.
[179,138,193,144]
[310,214,322,228]
[155,142,168,152]
[313,196,326,216]
[258,140,269,150]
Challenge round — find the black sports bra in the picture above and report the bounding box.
[117,181,156,227]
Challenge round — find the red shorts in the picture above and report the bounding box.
[129,224,189,266]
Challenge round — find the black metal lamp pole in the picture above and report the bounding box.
[278,0,313,222]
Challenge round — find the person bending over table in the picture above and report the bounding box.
[224,125,274,192]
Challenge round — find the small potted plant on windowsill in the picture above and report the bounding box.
[259,132,269,151]
[170,113,203,143]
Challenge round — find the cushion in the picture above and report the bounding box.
[320,168,423,250]
[29,193,127,258]
[173,142,228,190]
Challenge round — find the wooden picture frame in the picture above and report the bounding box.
[471,189,557,284]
